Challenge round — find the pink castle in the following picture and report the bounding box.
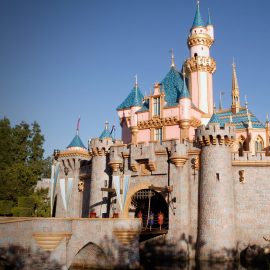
[116,2,269,156]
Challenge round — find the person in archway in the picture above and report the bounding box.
[158,211,164,230]
[137,210,143,227]
[148,211,154,231]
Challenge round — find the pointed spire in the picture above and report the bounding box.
[245,95,248,108]
[207,8,212,25]
[192,0,205,28]
[219,91,224,111]
[232,59,239,91]
[135,74,138,89]
[99,121,113,140]
[76,116,80,136]
[180,69,190,98]
[231,59,241,114]
[170,49,175,68]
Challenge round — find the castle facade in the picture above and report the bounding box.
[51,3,270,260]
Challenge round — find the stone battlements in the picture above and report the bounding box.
[232,151,270,162]
[196,123,235,147]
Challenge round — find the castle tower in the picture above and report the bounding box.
[231,61,241,114]
[196,121,236,260]
[89,121,114,217]
[53,119,91,218]
[184,1,216,118]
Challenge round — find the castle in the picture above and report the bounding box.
[51,2,270,260]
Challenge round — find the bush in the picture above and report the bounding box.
[18,196,35,209]
[0,200,13,216]
[11,207,32,217]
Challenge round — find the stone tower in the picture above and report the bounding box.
[196,121,236,260]
[88,122,114,217]
[52,124,91,218]
[184,2,216,118]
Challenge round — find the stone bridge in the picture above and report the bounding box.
[0,217,141,269]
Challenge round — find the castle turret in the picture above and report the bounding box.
[117,77,144,144]
[196,122,236,260]
[179,71,191,141]
[89,121,114,217]
[184,1,216,117]
[53,118,91,218]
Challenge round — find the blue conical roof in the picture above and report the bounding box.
[208,113,220,124]
[67,133,86,149]
[161,67,183,107]
[180,76,190,99]
[206,9,212,25]
[117,85,144,110]
[192,3,205,28]
[99,122,113,140]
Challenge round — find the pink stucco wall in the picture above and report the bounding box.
[163,107,179,118]
[166,125,180,140]
[137,129,150,143]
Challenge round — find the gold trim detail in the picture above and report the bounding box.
[190,117,201,128]
[59,149,90,159]
[33,233,72,251]
[130,163,139,172]
[108,161,122,172]
[184,56,216,74]
[170,156,188,167]
[113,229,139,245]
[187,33,214,48]
[138,116,179,129]
[232,161,270,167]
[148,161,157,171]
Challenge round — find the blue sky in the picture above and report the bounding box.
[0,0,270,157]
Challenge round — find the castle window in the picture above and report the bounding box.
[153,97,160,116]
[239,170,245,183]
[194,53,198,59]
[154,128,162,142]
[216,173,220,181]
[255,136,264,152]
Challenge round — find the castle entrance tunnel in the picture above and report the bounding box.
[130,189,169,238]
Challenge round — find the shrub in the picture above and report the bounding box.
[0,200,13,216]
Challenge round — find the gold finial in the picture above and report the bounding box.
[169,49,175,68]
[266,113,269,123]
[135,74,138,88]
[213,103,216,114]
[182,66,186,79]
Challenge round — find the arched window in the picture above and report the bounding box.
[255,136,264,152]
[238,136,245,156]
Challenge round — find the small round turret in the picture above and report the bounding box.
[195,122,236,260]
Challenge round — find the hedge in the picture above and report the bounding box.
[0,200,13,215]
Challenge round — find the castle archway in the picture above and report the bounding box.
[69,242,109,269]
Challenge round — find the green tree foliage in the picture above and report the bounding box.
[0,117,49,216]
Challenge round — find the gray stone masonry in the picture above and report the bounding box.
[196,123,236,260]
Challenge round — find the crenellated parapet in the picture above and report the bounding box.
[232,150,270,167]
[89,138,115,156]
[196,123,235,147]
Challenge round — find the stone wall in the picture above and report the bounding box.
[233,166,270,249]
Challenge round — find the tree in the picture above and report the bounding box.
[0,117,48,216]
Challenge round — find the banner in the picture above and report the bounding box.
[122,175,130,210]
[67,177,73,207]
[50,162,59,215]
[113,176,123,211]
[59,178,67,211]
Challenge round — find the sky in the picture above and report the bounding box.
[0,0,270,157]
